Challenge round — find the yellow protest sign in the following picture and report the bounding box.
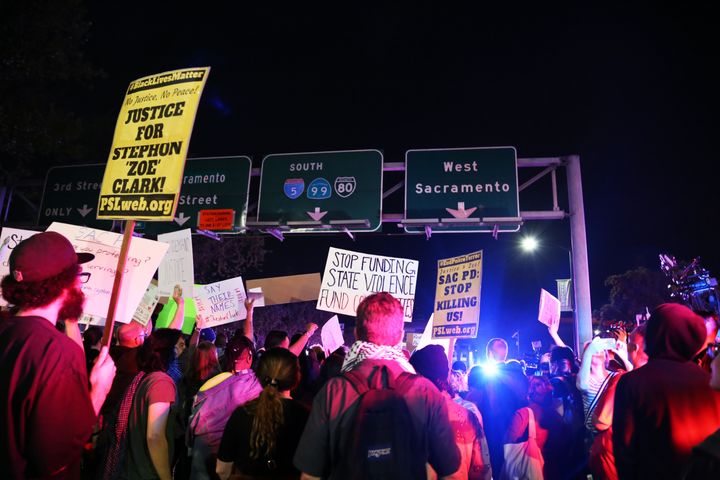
[97,67,210,221]
[432,250,482,339]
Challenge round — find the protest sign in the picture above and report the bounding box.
[538,288,561,329]
[157,229,194,297]
[416,314,452,354]
[132,282,160,326]
[321,315,345,355]
[194,276,248,328]
[432,250,482,338]
[247,287,265,307]
[47,222,168,325]
[246,273,321,305]
[0,227,40,306]
[97,67,210,221]
[317,247,418,321]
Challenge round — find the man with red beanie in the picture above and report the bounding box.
[613,303,720,479]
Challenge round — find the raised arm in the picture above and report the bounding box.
[168,285,185,331]
[243,297,255,342]
[289,323,318,356]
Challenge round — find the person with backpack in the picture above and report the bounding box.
[293,292,461,480]
[216,347,309,479]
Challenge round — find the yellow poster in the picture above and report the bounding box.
[432,250,482,339]
[97,67,210,221]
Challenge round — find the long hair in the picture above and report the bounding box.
[185,341,220,385]
[245,348,301,460]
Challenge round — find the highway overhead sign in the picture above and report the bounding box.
[404,146,519,233]
[256,150,383,232]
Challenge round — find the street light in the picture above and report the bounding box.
[520,236,539,253]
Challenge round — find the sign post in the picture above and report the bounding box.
[257,150,383,232]
[405,147,519,233]
[97,67,210,345]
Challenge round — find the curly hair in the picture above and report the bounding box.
[1,265,78,309]
[244,348,300,460]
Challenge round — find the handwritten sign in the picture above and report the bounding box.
[157,229,194,297]
[0,227,40,306]
[47,222,168,325]
[317,247,418,321]
[538,288,561,329]
[432,250,482,339]
[97,67,210,221]
[321,315,345,355]
[132,282,160,326]
[194,276,247,328]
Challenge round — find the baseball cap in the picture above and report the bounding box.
[9,232,94,282]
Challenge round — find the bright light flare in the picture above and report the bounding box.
[520,236,539,252]
[481,361,499,377]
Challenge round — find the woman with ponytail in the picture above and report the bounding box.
[216,348,309,479]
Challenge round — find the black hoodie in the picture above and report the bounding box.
[613,303,720,480]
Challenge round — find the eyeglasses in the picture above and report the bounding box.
[707,343,720,361]
[77,272,91,284]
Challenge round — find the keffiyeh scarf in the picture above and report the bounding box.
[341,340,416,373]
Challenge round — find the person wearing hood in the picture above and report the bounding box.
[612,303,720,479]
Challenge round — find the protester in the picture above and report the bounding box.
[589,323,649,480]
[187,334,263,480]
[216,347,309,479]
[0,231,116,479]
[683,341,720,477]
[264,322,319,356]
[294,292,460,479]
[504,375,570,479]
[613,303,720,479]
[411,344,492,480]
[486,337,509,363]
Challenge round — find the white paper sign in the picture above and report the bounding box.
[47,222,169,325]
[416,314,451,353]
[321,315,345,355]
[247,287,265,307]
[317,247,418,321]
[0,227,40,306]
[157,229,194,297]
[133,282,160,326]
[194,276,247,328]
[538,288,561,329]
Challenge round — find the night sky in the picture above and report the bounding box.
[3,2,718,348]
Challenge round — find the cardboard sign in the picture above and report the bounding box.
[97,67,210,221]
[132,282,160,326]
[194,276,248,328]
[246,273,321,305]
[0,227,40,306]
[317,247,418,321]
[157,229,194,297]
[432,250,482,339]
[198,209,235,230]
[47,222,168,325]
[538,288,561,329]
[321,315,345,355]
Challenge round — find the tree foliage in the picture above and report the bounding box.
[596,266,671,326]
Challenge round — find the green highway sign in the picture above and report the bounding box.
[140,156,252,235]
[38,157,251,235]
[257,150,383,232]
[38,164,113,229]
[405,147,519,233]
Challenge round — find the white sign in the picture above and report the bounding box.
[247,287,265,307]
[157,229,194,297]
[538,288,561,329]
[416,314,451,353]
[47,222,169,325]
[133,282,160,326]
[0,227,40,306]
[321,315,345,355]
[317,247,418,321]
[194,276,247,328]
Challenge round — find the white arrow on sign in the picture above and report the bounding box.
[77,204,93,217]
[445,202,477,219]
[306,207,328,221]
[174,212,190,226]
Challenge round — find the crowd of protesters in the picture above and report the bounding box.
[2,232,720,479]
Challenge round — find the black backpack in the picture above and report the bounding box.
[336,366,426,480]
